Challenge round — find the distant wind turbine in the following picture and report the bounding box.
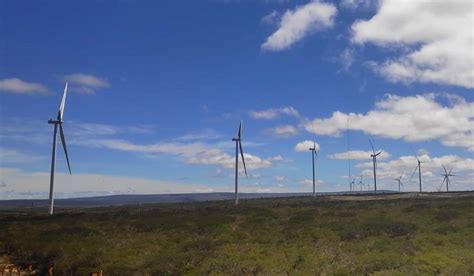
[232,120,247,205]
[394,173,403,193]
[47,83,72,215]
[369,139,382,194]
[358,175,363,192]
[309,123,318,197]
[441,165,455,192]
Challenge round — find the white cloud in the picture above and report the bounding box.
[63,73,110,94]
[300,179,324,187]
[262,0,337,51]
[295,140,320,152]
[176,129,222,141]
[340,47,355,71]
[262,10,279,25]
[0,148,45,164]
[75,138,282,171]
[0,167,309,199]
[328,150,390,160]
[340,0,378,10]
[305,94,474,151]
[267,124,299,137]
[0,78,48,95]
[249,106,299,119]
[351,0,474,88]
[0,167,217,200]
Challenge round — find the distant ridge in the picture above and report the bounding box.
[0,191,397,209]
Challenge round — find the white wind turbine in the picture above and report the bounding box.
[441,165,455,192]
[369,139,382,194]
[47,83,72,215]
[394,172,403,193]
[309,124,318,197]
[232,120,247,205]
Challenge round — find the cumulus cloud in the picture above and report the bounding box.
[304,94,474,151]
[249,106,299,119]
[0,78,48,95]
[295,140,320,152]
[262,0,337,51]
[351,0,474,88]
[328,150,390,160]
[266,124,299,137]
[63,73,110,94]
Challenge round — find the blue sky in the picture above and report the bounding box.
[1,0,473,199]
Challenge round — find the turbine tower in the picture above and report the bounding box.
[369,139,382,194]
[394,173,403,193]
[47,83,72,215]
[441,165,455,192]
[309,143,317,197]
[309,124,318,197]
[232,120,247,205]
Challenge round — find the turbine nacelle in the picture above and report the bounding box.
[371,150,382,157]
[48,119,63,124]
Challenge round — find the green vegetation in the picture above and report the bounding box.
[1,195,473,275]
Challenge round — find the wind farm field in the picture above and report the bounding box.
[1,193,474,275]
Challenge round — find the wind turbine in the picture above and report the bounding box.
[411,153,425,193]
[309,124,318,197]
[358,175,363,192]
[369,139,382,194]
[350,178,355,193]
[232,120,247,205]
[441,165,455,192]
[47,82,72,215]
[394,173,403,193]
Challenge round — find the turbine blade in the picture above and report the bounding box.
[237,120,242,139]
[59,124,71,174]
[239,141,247,177]
[442,165,448,174]
[58,82,68,121]
[410,147,420,162]
[410,164,419,179]
[448,168,453,175]
[369,138,375,154]
[375,150,382,156]
[441,176,447,185]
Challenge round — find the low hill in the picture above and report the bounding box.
[0,191,398,210]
